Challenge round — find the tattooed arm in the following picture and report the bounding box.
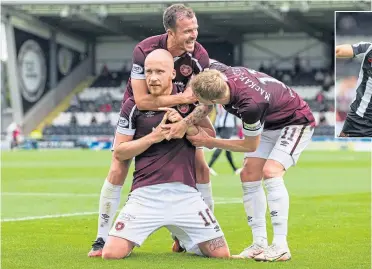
[161,104,213,140]
[184,104,213,127]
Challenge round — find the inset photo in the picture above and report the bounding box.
[335,11,372,138]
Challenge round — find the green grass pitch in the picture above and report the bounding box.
[1,149,371,269]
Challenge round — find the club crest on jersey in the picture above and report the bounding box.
[368,57,372,63]
[177,104,190,114]
[115,222,125,231]
[180,64,192,76]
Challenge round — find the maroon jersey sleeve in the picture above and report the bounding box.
[240,101,268,137]
[193,43,209,74]
[130,45,146,80]
[116,98,138,136]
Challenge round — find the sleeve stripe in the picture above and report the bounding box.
[116,127,136,136]
[191,57,203,72]
[242,126,263,137]
[131,73,146,80]
[128,105,137,129]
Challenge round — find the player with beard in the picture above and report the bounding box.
[336,42,372,137]
[88,4,214,257]
[187,64,315,262]
[101,49,230,259]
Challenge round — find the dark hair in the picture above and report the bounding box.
[163,4,195,31]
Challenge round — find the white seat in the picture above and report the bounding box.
[76,112,92,126]
[109,113,120,126]
[52,112,71,126]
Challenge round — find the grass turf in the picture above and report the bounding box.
[1,149,370,269]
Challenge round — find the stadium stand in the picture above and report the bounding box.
[42,61,335,137]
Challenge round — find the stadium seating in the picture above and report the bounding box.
[43,65,335,137]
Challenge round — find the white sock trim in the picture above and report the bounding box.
[242,180,262,192]
[264,177,284,188]
[103,179,123,191]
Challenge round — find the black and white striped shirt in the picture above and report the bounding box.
[350,42,372,120]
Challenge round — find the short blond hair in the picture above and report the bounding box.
[190,69,227,100]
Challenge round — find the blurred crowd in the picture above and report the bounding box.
[258,56,334,89]
[336,12,371,36]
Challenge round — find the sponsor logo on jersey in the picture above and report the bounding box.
[174,81,186,87]
[177,104,190,114]
[243,121,262,131]
[131,64,143,74]
[180,64,192,76]
[18,39,47,102]
[145,111,156,117]
[118,117,129,127]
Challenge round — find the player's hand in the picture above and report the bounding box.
[151,112,169,143]
[186,126,213,148]
[180,86,197,104]
[160,120,188,140]
[158,107,183,123]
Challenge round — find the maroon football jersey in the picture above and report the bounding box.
[123,33,209,102]
[117,84,197,192]
[215,66,315,136]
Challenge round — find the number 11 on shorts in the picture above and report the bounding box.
[199,209,216,226]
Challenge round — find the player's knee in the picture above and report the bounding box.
[102,248,129,260]
[262,161,285,179]
[240,166,261,182]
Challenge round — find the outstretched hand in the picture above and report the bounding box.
[186,126,213,149]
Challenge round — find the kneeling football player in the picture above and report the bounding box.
[102,49,230,259]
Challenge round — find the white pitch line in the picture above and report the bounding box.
[1,211,98,222]
[1,199,242,222]
[2,192,99,197]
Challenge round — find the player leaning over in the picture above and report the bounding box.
[186,62,315,262]
[101,49,230,259]
[336,42,372,137]
[88,4,214,257]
